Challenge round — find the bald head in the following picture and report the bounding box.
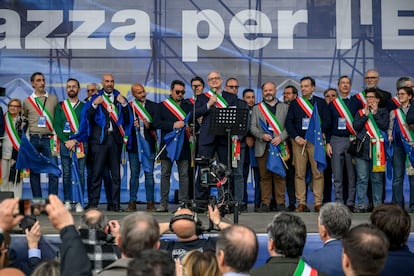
[131,83,147,102]
[0,268,25,276]
[170,208,197,240]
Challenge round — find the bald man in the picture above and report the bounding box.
[159,206,230,260]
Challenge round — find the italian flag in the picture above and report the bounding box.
[294,259,318,276]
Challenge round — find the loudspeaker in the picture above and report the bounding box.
[0,87,5,97]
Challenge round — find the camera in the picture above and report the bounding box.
[195,157,229,187]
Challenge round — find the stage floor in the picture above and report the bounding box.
[12,203,414,235]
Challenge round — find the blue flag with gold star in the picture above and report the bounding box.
[305,104,326,172]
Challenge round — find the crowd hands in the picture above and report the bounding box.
[1,196,413,276]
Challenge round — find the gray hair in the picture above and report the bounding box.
[319,202,352,239]
[396,76,412,90]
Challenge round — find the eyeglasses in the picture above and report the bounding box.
[227,85,239,89]
[365,76,378,80]
[8,105,21,108]
[208,77,221,81]
[66,85,79,89]
[192,85,202,88]
[174,90,185,95]
[87,89,97,92]
[397,93,408,96]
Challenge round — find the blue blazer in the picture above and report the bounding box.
[302,239,344,276]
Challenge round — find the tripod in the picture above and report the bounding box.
[209,107,249,224]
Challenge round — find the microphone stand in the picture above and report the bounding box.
[191,88,198,204]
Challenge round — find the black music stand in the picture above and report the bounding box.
[209,107,249,223]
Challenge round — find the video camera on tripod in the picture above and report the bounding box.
[195,157,230,187]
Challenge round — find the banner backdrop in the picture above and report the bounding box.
[1,0,413,202]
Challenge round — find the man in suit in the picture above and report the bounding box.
[85,73,130,212]
[126,83,158,212]
[302,202,352,276]
[250,81,289,212]
[154,80,193,212]
[364,69,396,112]
[285,76,330,212]
[194,71,239,201]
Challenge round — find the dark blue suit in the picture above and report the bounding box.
[380,245,414,276]
[302,239,344,276]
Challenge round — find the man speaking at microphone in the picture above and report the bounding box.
[194,71,239,202]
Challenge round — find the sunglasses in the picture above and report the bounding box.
[175,90,185,95]
[227,85,239,89]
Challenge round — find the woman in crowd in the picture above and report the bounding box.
[388,86,414,212]
[178,250,220,276]
[353,88,389,213]
[1,99,27,198]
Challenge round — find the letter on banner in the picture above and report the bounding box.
[277,10,308,49]
[0,9,22,49]
[182,10,225,62]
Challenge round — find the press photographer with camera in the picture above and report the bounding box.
[159,205,231,260]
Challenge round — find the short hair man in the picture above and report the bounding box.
[251,213,322,276]
[342,224,389,276]
[363,69,396,111]
[98,212,160,275]
[323,88,338,104]
[79,209,121,273]
[250,81,289,212]
[370,203,414,275]
[159,205,230,260]
[216,225,258,275]
[23,72,59,198]
[285,76,330,212]
[127,249,175,276]
[302,202,352,276]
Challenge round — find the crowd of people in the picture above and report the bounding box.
[1,70,414,215]
[0,197,413,275]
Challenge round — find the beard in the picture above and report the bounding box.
[264,95,275,102]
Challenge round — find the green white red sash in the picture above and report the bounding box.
[355,91,367,107]
[27,95,59,153]
[332,97,357,136]
[393,108,414,142]
[296,97,313,118]
[258,102,290,159]
[189,97,195,105]
[102,94,128,144]
[4,112,21,151]
[162,98,186,121]
[392,96,401,108]
[61,100,85,155]
[130,99,153,123]
[359,109,385,172]
[294,259,318,276]
[205,89,229,108]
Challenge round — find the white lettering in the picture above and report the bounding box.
[382,0,414,49]
[336,0,352,49]
[110,10,151,50]
[0,10,22,49]
[277,10,308,49]
[229,10,272,50]
[182,10,225,62]
[25,10,65,49]
[67,10,105,49]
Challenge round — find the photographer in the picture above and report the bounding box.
[159,205,230,260]
[79,209,121,273]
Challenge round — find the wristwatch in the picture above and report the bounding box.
[215,220,222,230]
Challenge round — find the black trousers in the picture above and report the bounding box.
[88,135,122,206]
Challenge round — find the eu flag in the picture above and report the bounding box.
[137,129,152,172]
[304,104,326,172]
[165,113,191,161]
[71,151,84,206]
[16,133,62,177]
[259,119,286,177]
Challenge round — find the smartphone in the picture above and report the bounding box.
[19,198,49,216]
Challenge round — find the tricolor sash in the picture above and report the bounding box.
[205,89,229,108]
[332,97,357,137]
[131,99,153,123]
[189,97,195,105]
[359,109,386,172]
[393,108,414,142]
[162,98,186,121]
[355,91,367,107]
[293,258,318,276]
[102,94,128,144]
[61,100,85,156]
[392,96,401,108]
[4,113,21,151]
[296,97,313,118]
[258,102,290,159]
[27,95,59,153]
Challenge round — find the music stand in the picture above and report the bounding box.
[209,107,249,223]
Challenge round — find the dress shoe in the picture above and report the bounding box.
[287,204,296,212]
[126,201,137,212]
[156,205,168,212]
[84,204,98,210]
[256,203,270,213]
[346,205,355,213]
[146,201,156,211]
[314,204,322,212]
[295,204,310,212]
[106,204,114,211]
[112,205,124,212]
